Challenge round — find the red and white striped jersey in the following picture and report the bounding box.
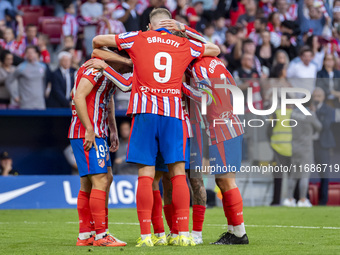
[114,29,205,120]
[0,39,22,56]
[97,19,126,35]
[68,60,116,139]
[191,57,244,145]
[62,13,79,39]
[102,64,194,138]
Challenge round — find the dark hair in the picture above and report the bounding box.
[305,35,322,52]
[26,24,37,29]
[242,38,254,49]
[63,2,73,10]
[0,50,12,63]
[268,12,279,24]
[227,26,239,35]
[299,45,313,57]
[270,63,285,78]
[25,45,40,56]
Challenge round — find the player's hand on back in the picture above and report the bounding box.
[159,19,185,32]
[84,59,109,71]
[109,132,119,153]
[84,129,100,151]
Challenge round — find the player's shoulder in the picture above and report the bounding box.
[117,31,141,39]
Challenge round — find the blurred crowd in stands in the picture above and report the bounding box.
[0,0,339,109]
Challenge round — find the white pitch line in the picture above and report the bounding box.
[1,222,340,230]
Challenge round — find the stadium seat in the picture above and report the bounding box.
[308,184,319,205]
[327,184,340,206]
[18,6,44,26]
[38,17,62,44]
[42,6,54,16]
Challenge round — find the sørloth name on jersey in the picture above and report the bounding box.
[147,36,180,48]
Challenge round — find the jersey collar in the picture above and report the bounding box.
[155,28,172,34]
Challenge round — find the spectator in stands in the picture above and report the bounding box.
[63,46,82,70]
[283,100,322,207]
[47,51,75,108]
[248,17,268,46]
[62,2,79,42]
[287,46,317,95]
[269,12,281,32]
[237,0,257,26]
[172,0,201,29]
[213,16,227,44]
[63,35,76,49]
[6,46,47,110]
[266,63,294,107]
[234,53,262,110]
[0,27,23,57]
[313,87,337,205]
[37,34,50,64]
[221,26,240,71]
[81,0,103,57]
[297,0,330,36]
[113,0,140,32]
[272,49,290,68]
[97,3,126,35]
[0,50,17,108]
[24,24,38,47]
[333,0,340,30]
[235,38,263,76]
[0,0,13,22]
[275,0,298,21]
[113,121,138,175]
[316,54,340,107]
[276,32,298,60]
[0,151,18,176]
[140,0,165,31]
[17,24,39,57]
[255,30,275,69]
[305,35,325,71]
[203,23,221,44]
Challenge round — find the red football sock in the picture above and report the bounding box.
[171,175,190,233]
[222,187,244,226]
[105,208,108,230]
[151,190,165,234]
[136,176,154,235]
[192,205,206,232]
[171,202,179,234]
[77,190,92,233]
[90,213,95,232]
[89,189,107,235]
[163,204,173,231]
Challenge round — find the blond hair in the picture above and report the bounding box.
[149,8,171,24]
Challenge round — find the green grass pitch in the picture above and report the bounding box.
[0,207,339,254]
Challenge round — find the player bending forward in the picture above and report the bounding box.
[183,55,249,245]
[91,7,220,247]
[68,56,131,247]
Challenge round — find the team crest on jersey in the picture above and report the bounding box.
[98,159,105,168]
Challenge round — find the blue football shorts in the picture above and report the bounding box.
[209,135,243,175]
[127,113,186,166]
[70,137,111,177]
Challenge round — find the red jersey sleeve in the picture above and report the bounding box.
[114,31,140,52]
[81,68,103,86]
